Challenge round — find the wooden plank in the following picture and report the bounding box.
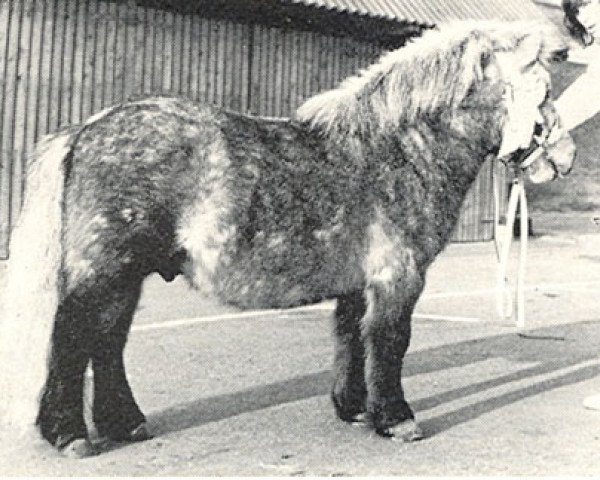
[152,7,165,95]
[264,26,275,116]
[247,23,259,115]
[208,17,217,105]
[1,0,21,164]
[169,9,179,94]
[162,9,173,93]
[198,17,210,103]
[223,20,238,110]
[274,27,284,116]
[172,10,183,95]
[256,24,268,115]
[10,148,23,225]
[188,11,200,101]
[181,11,191,97]
[81,0,95,119]
[261,26,273,116]
[0,0,16,256]
[136,6,148,97]
[76,0,95,121]
[92,0,106,112]
[23,0,41,150]
[303,30,315,100]
[103,0,116,105]
[213,19,225,107]
[59,0,75,126]
[223,20,235,110]
[36,0,53,137]
[65,0,81,123]
[279,28,290,116]
[112,1,126,103]
[0,0,12,159]
[12,0,32,182]
[239,22,250,113]
[289,29,300,110]
[47,0,64,132]
[0,150,13,258]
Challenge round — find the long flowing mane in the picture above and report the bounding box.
[296,21,561,134]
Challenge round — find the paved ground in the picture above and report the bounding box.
[1,213,600,475]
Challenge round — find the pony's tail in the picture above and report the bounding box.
[0,132,72,435]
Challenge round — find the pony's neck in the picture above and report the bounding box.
[345,102,505,255]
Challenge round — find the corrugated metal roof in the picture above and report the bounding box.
[288,0,548,27]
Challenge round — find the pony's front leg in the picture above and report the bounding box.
[362,271,424,441]
[332,291,368,422]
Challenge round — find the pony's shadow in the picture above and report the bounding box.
[145,319,600,441]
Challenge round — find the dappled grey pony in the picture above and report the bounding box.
[0,21,575,457]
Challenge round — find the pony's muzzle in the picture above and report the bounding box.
[523,130,576,184]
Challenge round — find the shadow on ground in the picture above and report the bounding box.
[146,319,600,440]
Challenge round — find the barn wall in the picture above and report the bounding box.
[0,0,501,258]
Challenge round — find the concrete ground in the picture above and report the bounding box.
[1,212,600,475]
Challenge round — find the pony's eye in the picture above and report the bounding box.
[534,123,544,136]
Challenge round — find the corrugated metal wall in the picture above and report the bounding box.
[0,0,500,257]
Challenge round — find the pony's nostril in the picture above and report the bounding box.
[551,48,569,62]
[534,123,544,136]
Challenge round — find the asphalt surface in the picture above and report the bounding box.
[1,212,600,475]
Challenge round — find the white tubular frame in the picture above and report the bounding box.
[493,160,528,328]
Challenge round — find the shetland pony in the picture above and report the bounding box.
[0,21,575,457]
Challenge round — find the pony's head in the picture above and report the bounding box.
[562,0,600,45]
[480,23,576,182]
[296,21,575,182]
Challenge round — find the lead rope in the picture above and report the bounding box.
[493,159,528,328]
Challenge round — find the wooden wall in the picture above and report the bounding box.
[0,0,502,257]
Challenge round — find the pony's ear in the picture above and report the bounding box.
[481,51,503,82]
[480,51,492,71]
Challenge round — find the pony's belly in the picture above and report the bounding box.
[209,233,365,310]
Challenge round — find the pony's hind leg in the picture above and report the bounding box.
[37,286,98,455]
[331,291,368,422]
[37,262,148,456]
[90,272,150,443]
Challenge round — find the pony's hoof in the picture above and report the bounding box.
[100,422,153,443]
[58,438,98,458]
[378,420,424,442]
[350,412,367,425]
[128,422,153,442]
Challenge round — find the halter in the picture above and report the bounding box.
[502,100,560,176]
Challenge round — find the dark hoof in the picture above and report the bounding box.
[127,422,153,442]
[349,412,367,425]
[331,392,366,424]
[100,422,153,443]
[377,420,425,442]
[58,437,98,458]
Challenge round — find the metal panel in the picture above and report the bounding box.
[288,0,550,27]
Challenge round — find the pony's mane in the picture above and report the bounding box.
[296,21,562,134]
